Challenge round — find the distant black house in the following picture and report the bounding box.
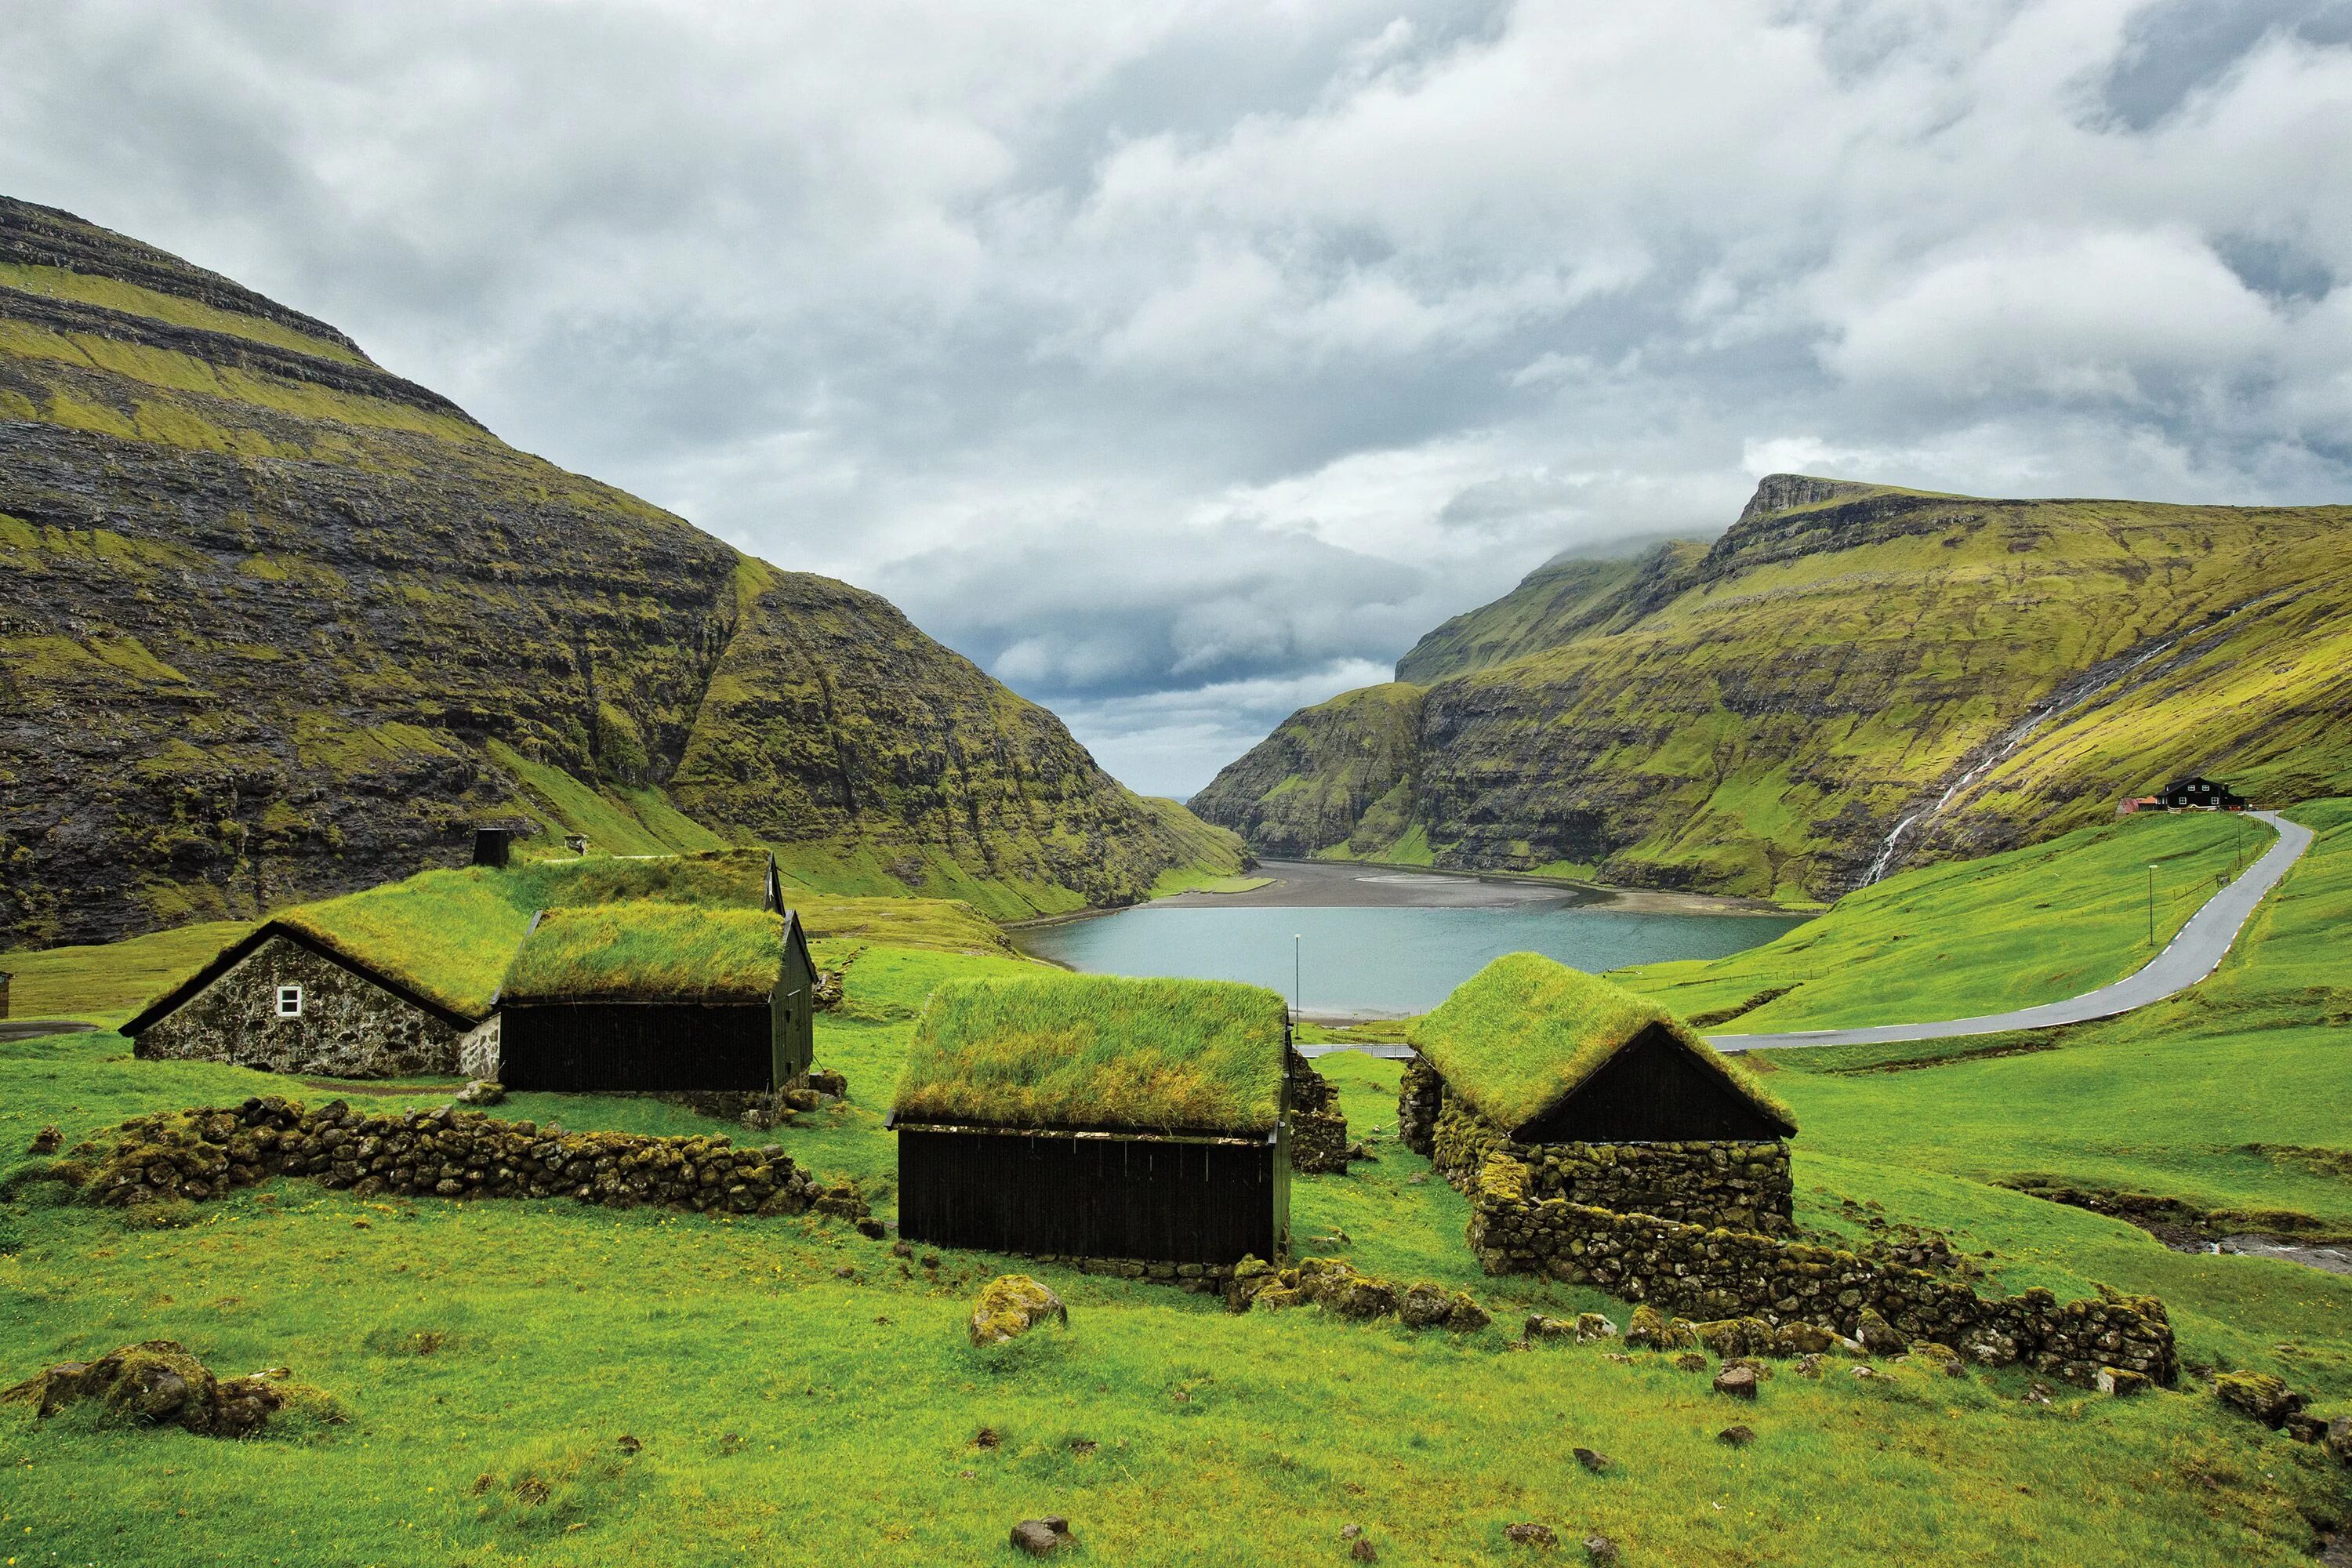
[492,902,817,1094]
[889,976,1292,1269]
[2159,776,2248,811]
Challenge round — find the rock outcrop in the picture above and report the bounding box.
[0,194,1239,946]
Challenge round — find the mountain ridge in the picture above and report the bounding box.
[0,195,1240,947]
[1194,475,2352,902]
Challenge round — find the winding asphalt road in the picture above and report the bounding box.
[1705,810,2312,1053]
[1296,811,2312,1060]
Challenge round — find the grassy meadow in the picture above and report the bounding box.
[2,808,2349,1564]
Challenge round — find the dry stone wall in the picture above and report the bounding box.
[134,935,465,1079]
[1469,1153,2175,1388]
[1414,1062,1794,1233]
[56,1096,870,1224]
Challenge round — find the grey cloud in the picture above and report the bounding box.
[3,1,2348,797]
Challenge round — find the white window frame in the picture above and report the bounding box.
[276,984,303,1019]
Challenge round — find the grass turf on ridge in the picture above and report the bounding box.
[893,974,1287,1134]
[498,904,784,1005]
[1408,953,1791,1131]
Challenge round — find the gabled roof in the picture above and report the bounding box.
[891,975,1290,1138]
[495,902,787,1005]
[122,921,482,1037]
[1408,953,1794,1137]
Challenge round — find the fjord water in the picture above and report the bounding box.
[1018,868,1806,1016]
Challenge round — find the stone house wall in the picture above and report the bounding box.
[1411,1058,1794,1233]
[135,934,466,1078]
[1287,1050,1349,1175]
[1468,1152,2175,1387]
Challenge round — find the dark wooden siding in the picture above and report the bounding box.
[500,1000,778,1092]
[1515,1022,1791,1143]
[772,940,814,1083]
[898,1128,1285,1265]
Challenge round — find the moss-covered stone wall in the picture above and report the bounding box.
[57,1096,869,1223]
[1468,1153,2175,1388]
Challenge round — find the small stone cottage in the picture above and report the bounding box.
[125,923,492,1079]
[889,975,1294,1270]
[489,902,816,1097]
[1400,953,1797,1233]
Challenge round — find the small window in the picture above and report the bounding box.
[276,985,303,1018]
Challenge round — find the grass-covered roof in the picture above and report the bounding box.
[1409,953,1793,1133]
[497,903,785,1005]
[892,975,1289,1136]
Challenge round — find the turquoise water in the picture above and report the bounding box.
[1016,904,1807,1015]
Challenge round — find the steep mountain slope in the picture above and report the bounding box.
[1195,475,2352,902]
[0,196,1238,946]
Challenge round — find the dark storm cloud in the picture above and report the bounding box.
[4,1,2349,793]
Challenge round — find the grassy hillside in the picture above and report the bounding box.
[1614,808,2273,1032]
[0,195,1240,946]
[4,811,2350,1563]
[1194,474,2352,901]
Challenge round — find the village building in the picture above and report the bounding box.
[1399,953,1798,1234]
[2158,776,2248,810]
[125,922,492,1079]
[490,902,815,1097]
[888,975,1294,1269]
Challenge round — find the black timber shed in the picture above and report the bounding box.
[493,902,817,1094]
[1408,953,1796,1144]
[889,975,1292,1266]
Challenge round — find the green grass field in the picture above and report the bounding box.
[2,807,2348,1564]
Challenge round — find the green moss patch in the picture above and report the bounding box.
[1409,953,1790,1131]
[893,974,1287,1135]
[499,904,782,1004]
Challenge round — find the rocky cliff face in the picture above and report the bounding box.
[1196,477,2352,902]
[0,196,1237,946]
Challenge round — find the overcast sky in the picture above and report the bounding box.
[6,1,2350,795]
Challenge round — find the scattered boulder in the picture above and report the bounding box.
[1854,1308,1907,1357]
[2215,1370,2304,1428]
[970,1276,1068,1348]
[1906,1342,1967,1379]
[1770,1320,1837,1357]
[1,1340,330,1438]
[1718,1425,1757,1447]
[2096,1367,2151,1398]
[1010,1516,1073,1556]
[452,1080,504,1107]
[1694,1317,1776,1359]
[1504,1522,1558,1548]
[1573,1313,1618,1345]
[1714,1365,1760,1400]
[1624,1305,1700,1351]
[1572,1446,1610,1474]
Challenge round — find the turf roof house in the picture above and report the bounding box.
[492,902,816,1099]
[890,975,1294,1273]
[126,918,495,1080]
[1400,954,1798,1235]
